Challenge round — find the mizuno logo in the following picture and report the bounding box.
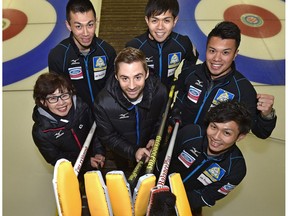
[190,147,201,157]
[146,56,153,63]
[195,80,203,87]
[71,59,80,65]
[55,130,64,139]
[119,113,129,119]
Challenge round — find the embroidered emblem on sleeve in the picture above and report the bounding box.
[197,163,226,186]
[68,66,83,80]
[212,88,235,107]
[218,183,236,195]
[168,52,181,77]
[178,150,195,168]
[93,56,107,80]
[187,85,202,103]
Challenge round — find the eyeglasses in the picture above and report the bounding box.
[45,93,71,104]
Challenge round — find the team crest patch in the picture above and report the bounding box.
[93,56,107,72]
[212,89,234,106]
[187,85,201,103]
[68,66,83,80]
[178,150,195,168]
[197,163,226,186]
[168,52,181,69]
[218,183,236,195]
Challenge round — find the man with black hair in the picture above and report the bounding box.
[49,0,116,108]
[156,100,253,216]
[126,0,198,90]
[172,21,276,139]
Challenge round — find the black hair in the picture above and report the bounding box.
[204,100,252,135]
[33,72,76,107]
[145,0,179,18]
[207,21,241,49]
[66,0,96,22]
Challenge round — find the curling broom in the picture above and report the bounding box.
[169,173,193,216]
[128,81,176,215]
[53,122,97,216]
[146,82,176,174]
[84,170,113,216]
[106,170,133,216]
[146,121,180,216]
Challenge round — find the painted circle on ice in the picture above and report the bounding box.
[173,0,285,85]
[3,9,28,41]
[224,5,281,38]
[3,0,69,86]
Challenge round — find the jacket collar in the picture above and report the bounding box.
[202,61,237,84]
[33,95,78,125]
[145,30,175,48]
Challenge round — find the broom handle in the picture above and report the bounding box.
[145,83,176,174]
[156,121,179,186]
[74,122,97,176]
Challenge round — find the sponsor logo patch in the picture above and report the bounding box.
[178,150,195,168]
[218,183,236,195]
[68,66,83,80]
[187,85,201,103]
[94,70,106,80]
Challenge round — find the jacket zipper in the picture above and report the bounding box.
[157,43,163,78]
[194,80,230,124]
[84,54,94,104]
[183,159,208,183]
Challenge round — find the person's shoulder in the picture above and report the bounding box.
[95,77,116,103]
[125,32,148,47]
[227,145,246,175]
[48,38,71,58]
[51,37,70,50]
[180,62,201,78]
[181,124,204,137]
[95,87,110,103]
[94,37,116,52]
[232,67,254,87]
[184,62,201,71]
[231,144,244,157]
[148,74,166,91]
[74,96,89,110]
[170,32,191,42]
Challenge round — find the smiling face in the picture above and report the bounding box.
[116,61,149,102]
[42,89,73,117]
[206,121,246,156]
[145,10,178,43]
[205,36,239,79]
[66,10,96,51]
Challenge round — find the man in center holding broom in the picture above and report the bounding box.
[94,47,168,176]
